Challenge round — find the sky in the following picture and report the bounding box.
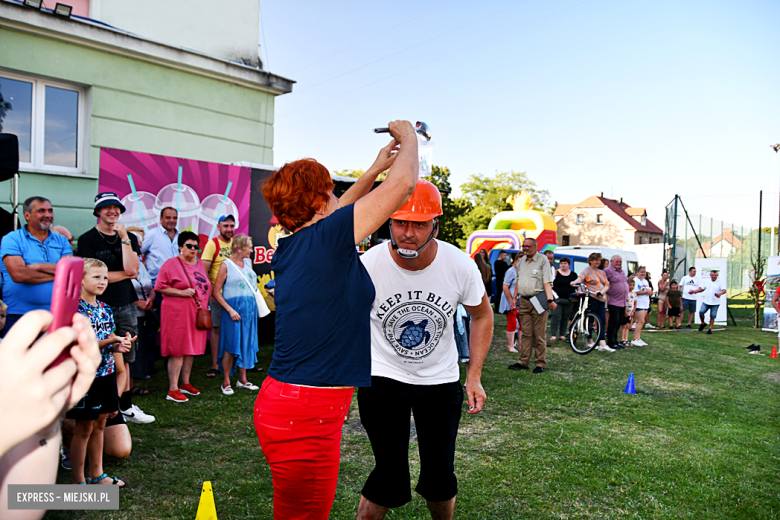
[260,0,780,233]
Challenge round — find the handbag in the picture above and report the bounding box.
[225,259,271,318]
[133,274,161,331]
[178,257,212,330]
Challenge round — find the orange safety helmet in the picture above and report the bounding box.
[391,179,443,222]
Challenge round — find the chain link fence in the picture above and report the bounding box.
[663,195,772,296]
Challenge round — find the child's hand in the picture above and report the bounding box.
[115,333,136,353]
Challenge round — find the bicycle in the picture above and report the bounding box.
[569,283,603,355]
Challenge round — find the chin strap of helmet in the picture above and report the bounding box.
[390,219,439,259]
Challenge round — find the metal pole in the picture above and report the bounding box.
[13,173,18,231]
[758,190,762,269]
[672,195,678,278]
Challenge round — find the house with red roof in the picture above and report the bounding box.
[553,194,663,248]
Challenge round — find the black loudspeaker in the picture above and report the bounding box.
[0,134,19,182]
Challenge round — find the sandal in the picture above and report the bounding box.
[129,386,149,396]
[87,473,125,488]
[206,368,219,378]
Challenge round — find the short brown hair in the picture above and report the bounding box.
[587,252,602,263]
[262,159,335,232]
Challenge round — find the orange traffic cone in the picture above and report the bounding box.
[771,345,778,359]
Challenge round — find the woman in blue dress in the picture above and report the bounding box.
[212,234,261,395]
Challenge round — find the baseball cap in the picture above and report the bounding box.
[217,214,235,223]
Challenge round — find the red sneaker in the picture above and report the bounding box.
[166,389,189,403]
[179,383,201,396]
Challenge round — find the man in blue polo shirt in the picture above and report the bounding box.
[141,207,179,283]
[0,196,73,334]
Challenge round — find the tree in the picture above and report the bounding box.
[428,166,471,247]
[455,170,551,248]
[332,169,365,179]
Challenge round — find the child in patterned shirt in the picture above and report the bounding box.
[620,279,637,345]
[65,258,135,486]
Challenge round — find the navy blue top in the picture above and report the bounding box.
[268,204,375,387]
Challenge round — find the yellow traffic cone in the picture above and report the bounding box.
[195,481,218,520]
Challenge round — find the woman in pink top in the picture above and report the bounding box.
[154,231,212,403]
[570,252,612,352]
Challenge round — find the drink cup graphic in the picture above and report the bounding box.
[154,183,201,232]
[119,191,160,230]
[199,193,239,237]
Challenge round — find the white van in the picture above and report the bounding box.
[553,246,639,276]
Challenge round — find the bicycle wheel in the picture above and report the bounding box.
[569,311,601,354]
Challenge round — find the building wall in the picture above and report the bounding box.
[0,24,276,237]
[91,0,261,67]
[557,208,632,249]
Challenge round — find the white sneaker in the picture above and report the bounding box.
[631,339,643,347]
[236,381,259,391]
[122,404,155,424]
[638,339,648,346]
[595,345,616,352]
[221,384,234,396]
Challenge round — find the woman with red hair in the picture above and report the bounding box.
[256,120,418,519]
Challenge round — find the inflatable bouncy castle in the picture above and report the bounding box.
[465,191,557,257]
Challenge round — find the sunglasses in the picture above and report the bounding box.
[183,243,199,250]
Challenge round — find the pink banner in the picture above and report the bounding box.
[98,148,251,242]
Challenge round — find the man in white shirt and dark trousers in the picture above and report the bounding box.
[698,270,726,334]
[679,267,700,328]
[357,180,494,520]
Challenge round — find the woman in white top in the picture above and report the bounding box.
[632,267,652,346]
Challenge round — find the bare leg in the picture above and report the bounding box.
[505,331,516,351]
[87,415,107,481]
[237,367,248,386]
[167,356,183,392]
[656,302,665,327]
[222,352,234,388]
[210,325,220,371]
[633,311,645,341]
[180,355,194,386]
[103,424,132,460]
[427,497,457,520]
[357,495,389,520]
[70,420,94,483]
[709,316,715,331]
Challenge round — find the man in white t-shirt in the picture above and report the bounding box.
[679,267,700,328]
[357,180,494,520]
[698,270,726,334]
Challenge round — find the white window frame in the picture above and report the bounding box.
[576,214,584,225]
[0,69,86,176]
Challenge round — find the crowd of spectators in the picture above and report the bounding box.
[0,192,265,500]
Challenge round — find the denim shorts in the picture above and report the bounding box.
[700,303,719,318]
[681,298,697,313]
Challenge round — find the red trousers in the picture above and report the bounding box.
[254,376,353,520]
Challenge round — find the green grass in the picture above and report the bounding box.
[47,317,780,519]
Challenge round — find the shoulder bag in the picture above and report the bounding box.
[178,257,212,330]
[224,258,271,318]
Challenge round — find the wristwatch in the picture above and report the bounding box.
[547,299,554,303]
[121,239,131,245]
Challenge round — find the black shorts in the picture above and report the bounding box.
[66,373,118,421]
[620,314,631,326]
[357,376,463,508]
[667,306,681,317]
[105,409,126,427]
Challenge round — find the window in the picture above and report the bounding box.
[562,235,570,246]
[576,214,584,224]
[641,216,647,226]
[652,238,660,244]
[0,71,84,174]
[596,214,603,224]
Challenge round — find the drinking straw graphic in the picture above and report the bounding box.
[175,165,183,216]
[126,173,148,231]
[208,181,234,239]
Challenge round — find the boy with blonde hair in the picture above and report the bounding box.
[66,258,135,486]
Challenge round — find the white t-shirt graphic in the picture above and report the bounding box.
[360,241,484,385]
[680,275,699,299]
